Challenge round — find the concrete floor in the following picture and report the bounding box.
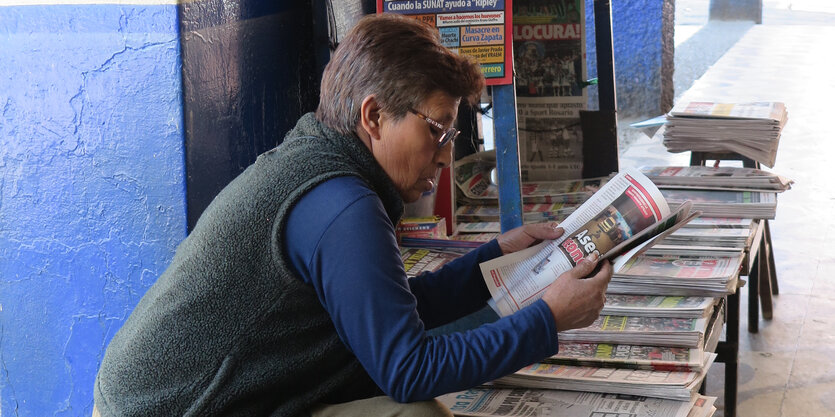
[620,3,835,416]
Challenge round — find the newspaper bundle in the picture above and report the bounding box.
[642,166,793,192]
[439,387,717,417]
[662,101,788,168]
[601,295,717,318]
[479,168,698,317]
[608,253,745,296]
[645,226,754,257]
[557,315,708,348]
[661,227,753,248]
[455,202,579,223]
[685,217,754,229]
[546,342,706,372]
[454,151,605,204]
[492,352,716,401]
[661,188,777,219]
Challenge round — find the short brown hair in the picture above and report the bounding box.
[316,13,485,135]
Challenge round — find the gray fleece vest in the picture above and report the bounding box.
[94,113,404,416]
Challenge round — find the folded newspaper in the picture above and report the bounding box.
[480,167,699,317]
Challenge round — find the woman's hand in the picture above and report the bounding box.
[541,253,613,331]
[495,221,564,255]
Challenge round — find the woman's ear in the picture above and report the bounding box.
[359,95,383,141]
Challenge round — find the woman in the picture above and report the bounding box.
[94,13,612,417]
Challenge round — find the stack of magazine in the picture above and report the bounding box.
[662,101,788,168]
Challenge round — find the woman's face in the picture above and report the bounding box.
[373,91,460,203]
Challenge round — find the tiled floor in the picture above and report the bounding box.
[620,14,835,417]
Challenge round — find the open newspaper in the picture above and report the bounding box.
[439,387,717,417]
[480,167,699,317]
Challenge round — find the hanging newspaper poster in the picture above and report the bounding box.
[513,0,587,181]
[377,0,513,85]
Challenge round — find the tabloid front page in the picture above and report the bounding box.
[513,0,587,180]
[479,168,696,317]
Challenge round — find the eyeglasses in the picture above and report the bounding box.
[410,109,459,148]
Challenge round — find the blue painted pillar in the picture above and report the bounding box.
[584,0,674,116]
[492,85,524,232]
[0,3,186,416]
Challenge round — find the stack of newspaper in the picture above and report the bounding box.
[662,101,788,168]
[557,315,708,348]
[607,253,745,296]
[645,226,753,257]
[661,188,777,219]
[454,151,606,205]
[547,342,707,372]
[642,165,793,192]
[455,202,579,223]
[439,387,717,417]
[685,217,754,229]
[491,352,716,401]
[452,151,607,234]
[601,295,717,318]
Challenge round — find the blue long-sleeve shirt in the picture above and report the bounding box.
[284,175,559,402]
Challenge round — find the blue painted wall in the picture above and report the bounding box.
[584,0,674,116]
[0,4,186,416]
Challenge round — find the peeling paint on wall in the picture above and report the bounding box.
[0,4,186,416]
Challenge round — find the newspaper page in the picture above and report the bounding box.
[513,0,587,180]
[480,168,695,317]
[439,387,697,417]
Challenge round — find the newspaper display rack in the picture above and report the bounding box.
[403,165,797,416]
